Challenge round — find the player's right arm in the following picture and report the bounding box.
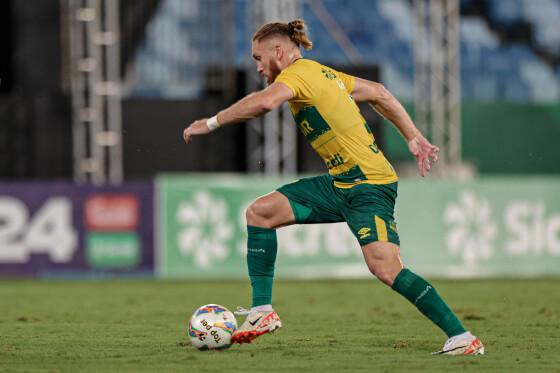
[183,82,293,144]
[350,77,439,177]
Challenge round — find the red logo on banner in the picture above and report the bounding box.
[84,194,139,231]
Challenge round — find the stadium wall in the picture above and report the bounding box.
[156,174,560,279]
[1,175,559,279]
[385,102,560,174]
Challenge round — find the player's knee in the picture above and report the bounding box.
[373,270,396,286]
[245,199,274,228]
[245,203,261,226]
[363,248,402,286]
[365,261,377,277]
[364,262,395,286]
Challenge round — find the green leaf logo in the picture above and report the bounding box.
[444,191,497,265]
[176,191,233,268]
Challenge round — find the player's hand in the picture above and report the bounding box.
[408,136,439,177]
[183,119,211,144]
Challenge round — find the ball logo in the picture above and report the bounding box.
[188,322,207,341]
[200,319,222,344]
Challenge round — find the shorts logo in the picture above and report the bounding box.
[389,221,397,232]
[358,227,371,239]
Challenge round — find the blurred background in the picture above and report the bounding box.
[0,0,559,279]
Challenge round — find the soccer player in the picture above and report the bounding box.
[183,19,484,355]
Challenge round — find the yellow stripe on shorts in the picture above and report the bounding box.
[374,215,388,241]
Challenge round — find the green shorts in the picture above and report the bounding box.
[277,174,400,246]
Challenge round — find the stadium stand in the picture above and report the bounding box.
[487,0,560,55]
[129,0,560,102]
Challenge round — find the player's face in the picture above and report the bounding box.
[252,40,282,85]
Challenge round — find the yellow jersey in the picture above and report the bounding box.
[274,58,398,188]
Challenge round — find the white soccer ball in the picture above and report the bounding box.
[187,304,237,350]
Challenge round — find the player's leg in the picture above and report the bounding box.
[231,191,293,344]
[361,241,467,336]
[234,175,345,344]
[361,241,484,355]
[245,191,294,310]
[244,175,345,311]
[343,182,483,355]
[359,241,403,286]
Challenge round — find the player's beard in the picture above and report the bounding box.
[267,60,282,85]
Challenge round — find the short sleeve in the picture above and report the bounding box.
[274,67,314,103]
[336,70,355,94]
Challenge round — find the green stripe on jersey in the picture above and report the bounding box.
[332,164,367,183]
[294,106,332,143]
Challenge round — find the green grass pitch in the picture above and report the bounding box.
[1,279,559,372]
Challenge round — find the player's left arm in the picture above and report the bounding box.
[183,82,293,144]
[350,77,439,177]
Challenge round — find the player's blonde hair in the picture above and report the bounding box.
[252,19,313,50]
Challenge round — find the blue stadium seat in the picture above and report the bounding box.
[377,0,414,43]
[460,0,474,13]
[487,0,524,24]
[129,0,559,102]
[380,63,413,100]
[502,78,529,101]
[519,59,560,102]
[473,73,500,101]
[461,17,500,49]
[520,0,560,54]
[534,24,560,55]
[299,0,558,102]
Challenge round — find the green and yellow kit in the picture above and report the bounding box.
[275,58,400,246]
[275,58,398,188]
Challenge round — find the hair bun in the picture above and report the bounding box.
[288,19,304,33]
[252,19,313,51]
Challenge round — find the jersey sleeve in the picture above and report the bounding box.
[274,66,315,103]
[336,70,355,94]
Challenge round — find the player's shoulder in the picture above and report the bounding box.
[283,58,323,74]
[295,59,346,79]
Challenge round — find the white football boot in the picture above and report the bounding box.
[433,331,485,355]
[231,307,282,344]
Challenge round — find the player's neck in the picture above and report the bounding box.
[284,52,302,68]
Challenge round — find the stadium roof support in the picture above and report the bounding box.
[413,0,472,177]
[68,0,123,184]
[246,0,302,175]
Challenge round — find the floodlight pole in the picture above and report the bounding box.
[246,0,301,175]
[413,0,464,175]
[68,0,123,184]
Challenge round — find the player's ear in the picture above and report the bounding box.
[274,44,283,59]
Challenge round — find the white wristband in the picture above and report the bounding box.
[206,115,220,131]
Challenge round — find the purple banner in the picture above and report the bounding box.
[0,182,154,277]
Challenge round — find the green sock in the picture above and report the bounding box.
[247,225,278,307]
[391,268,466,337]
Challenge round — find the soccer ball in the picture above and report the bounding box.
[187,304,237,350]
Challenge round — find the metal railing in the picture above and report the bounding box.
[67,0,123,184]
